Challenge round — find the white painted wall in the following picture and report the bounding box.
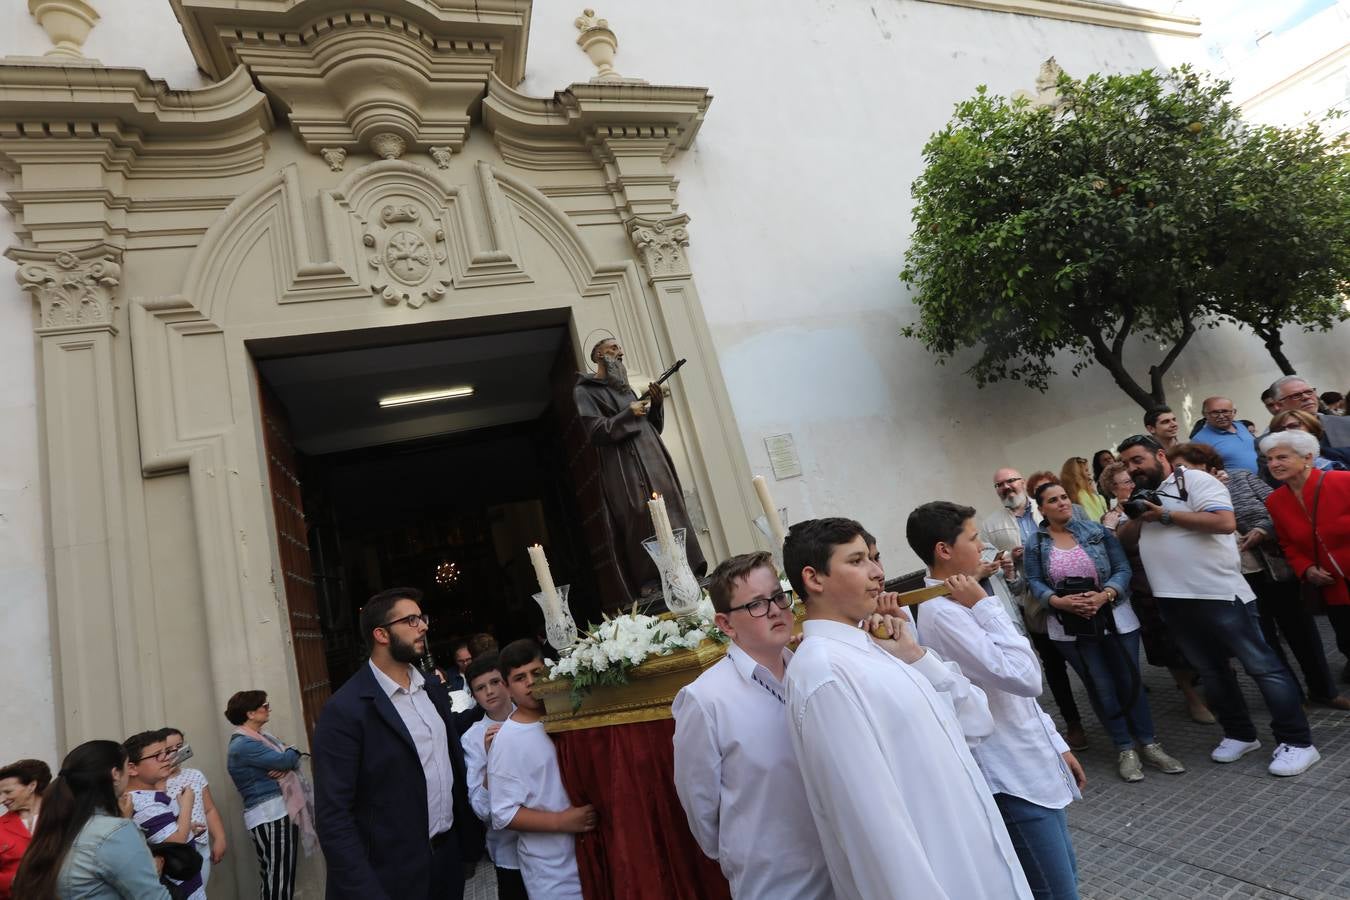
[1,1,1346,768]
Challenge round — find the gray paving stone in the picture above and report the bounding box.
[1060,619,1350,899]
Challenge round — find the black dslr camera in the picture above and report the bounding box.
[1122,489,1161,518]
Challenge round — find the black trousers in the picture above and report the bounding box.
[1029,629,1083,726]
[1248,573,1337,700]
[496,866,528,900]
[1327,605,1350,663]
[429,831,466,900]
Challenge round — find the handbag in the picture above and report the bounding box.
[149,840,203,882]
[1053,575,1115,639]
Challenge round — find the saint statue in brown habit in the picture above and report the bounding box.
[573,338,707,601]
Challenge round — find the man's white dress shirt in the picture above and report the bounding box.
[461,711,519,870]
[916,585,1079,810]
[488,717,582,900]
[368,660,455,837]
[785,619,1031,900]
[671,643,831,900]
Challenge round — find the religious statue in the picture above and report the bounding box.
[574,338,707,601]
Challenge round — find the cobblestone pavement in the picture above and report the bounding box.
[1062,620,1350,900]
[463,624,1350,900]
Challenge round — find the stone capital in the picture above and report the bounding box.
[629,214,690,279]
[8,243,123,334]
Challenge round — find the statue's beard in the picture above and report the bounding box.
[602,354,629,392]
[1001,490,1027,511]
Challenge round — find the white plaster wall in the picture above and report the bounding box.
[522,0,1348,571]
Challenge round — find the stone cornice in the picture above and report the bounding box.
[0,63,273,178]
[171,1,532,157]
[914,0,1200,37]
[483,75,712,171]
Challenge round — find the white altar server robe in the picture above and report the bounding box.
[671,643,831,900]
[785,619,1032,900]
[461,712,520,869]
[916,587,1079,809]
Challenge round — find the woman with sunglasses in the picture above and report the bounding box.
[225,691,304,900]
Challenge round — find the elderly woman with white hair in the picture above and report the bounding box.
[1262,428,1350,681]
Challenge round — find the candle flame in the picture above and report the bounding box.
[651,492,661,500]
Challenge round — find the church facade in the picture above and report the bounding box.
[1,2,1344,896]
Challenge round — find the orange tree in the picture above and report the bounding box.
[900,66,1350,410]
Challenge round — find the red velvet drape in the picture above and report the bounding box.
[554,718,731,900]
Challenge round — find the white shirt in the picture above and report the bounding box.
[1137,468,1255,602]
[487,717,582,900]
[461,712,519,870]
[915,587,1079,810]
[785,619,1031,900]
[166,768,209,850]
[368,660,455,837]
[671,643,831,900]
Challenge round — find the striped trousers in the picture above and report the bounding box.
[249,817,299,900]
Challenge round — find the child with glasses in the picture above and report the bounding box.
[671,551,831,900]
[123,729,206,900]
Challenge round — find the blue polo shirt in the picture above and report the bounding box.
[1195,423,1258,472]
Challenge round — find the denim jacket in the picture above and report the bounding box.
[55,812,171,899]
[1023,517,1132,608]
[227,732,301,810]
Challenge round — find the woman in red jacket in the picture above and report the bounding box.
[0,759,50,899]
[1262,429,1350,681]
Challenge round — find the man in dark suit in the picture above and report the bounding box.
[314,587,485,899]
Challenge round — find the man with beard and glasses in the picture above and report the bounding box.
[981,468,1089,751]
[314,588,486,900]
[574,337,707,604]
[1116,436,1320,777]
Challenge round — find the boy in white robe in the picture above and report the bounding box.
[487,639,597,900]
[783,516,1033,900]
[460,653,524,900]
[907,501,1085,900]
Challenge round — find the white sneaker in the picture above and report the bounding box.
[1268,743,1321,777]
[1210,738,1261,763]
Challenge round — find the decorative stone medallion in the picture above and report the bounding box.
[363,203,451,308]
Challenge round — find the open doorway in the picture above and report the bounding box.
[252,316,602,715]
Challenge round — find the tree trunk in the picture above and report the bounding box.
[1257,326,1296,376]
[1085,330,1166,411]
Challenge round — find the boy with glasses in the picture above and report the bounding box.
[672,552,831,900]
[124,729,205,900]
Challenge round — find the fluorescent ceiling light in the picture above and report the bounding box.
[378,386,474,408]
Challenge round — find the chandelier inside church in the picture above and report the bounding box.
[434,560,460,587]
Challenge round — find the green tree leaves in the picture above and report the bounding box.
[900,66,1350,409]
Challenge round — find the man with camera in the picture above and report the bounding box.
[1116,435,1319,777]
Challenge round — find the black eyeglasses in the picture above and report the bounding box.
[726,590,793,618]
[993,477,1025,489]
[136,748,174,763]
[381,613,430,630]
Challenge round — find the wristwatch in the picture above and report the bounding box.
[1159,509,1173,526]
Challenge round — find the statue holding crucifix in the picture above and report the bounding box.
[573,338,706,601]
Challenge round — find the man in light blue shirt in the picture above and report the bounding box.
[1195,396,1258,471]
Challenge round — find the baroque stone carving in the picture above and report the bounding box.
[429,146,454,169]
[1014,58,1069,112]
[575,8,621,81]
[28,0,100,60]
[10,243,123,332]
[629,215,690,278]
[320,148,347,171]
[363,203,450,308]
[370,133,407,161]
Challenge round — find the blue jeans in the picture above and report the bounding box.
[1156,597,1312,746]
[1054,630,1155,750]
[994,793,1079,900]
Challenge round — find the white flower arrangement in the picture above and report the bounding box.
[548,595,728,709]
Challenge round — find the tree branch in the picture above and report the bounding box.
[1085,326,1158,410]
[1148,313,1198,400]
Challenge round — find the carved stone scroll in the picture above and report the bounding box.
[629,214,690,279]
[10,244,123,333]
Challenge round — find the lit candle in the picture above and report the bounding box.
[752,475,787,549]
[648,492,676,556]
[527,544,562,619]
